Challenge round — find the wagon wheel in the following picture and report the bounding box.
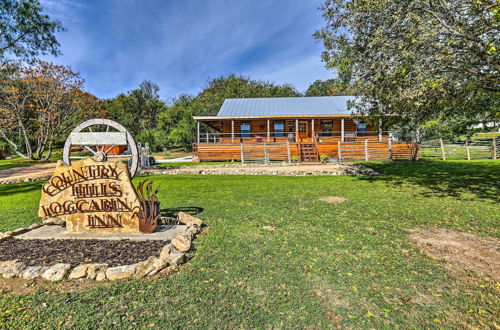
[63,118,139,177]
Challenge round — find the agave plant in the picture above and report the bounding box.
[135,179,161,233]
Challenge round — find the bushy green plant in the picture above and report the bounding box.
[320,154,329,162]
[291,155,300,163]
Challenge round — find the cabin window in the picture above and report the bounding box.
[356,121,367,137]
[321,121,332,137]
[241,123,251,138]
[274,121,284,137]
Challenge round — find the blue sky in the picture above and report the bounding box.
[41,0,332,100]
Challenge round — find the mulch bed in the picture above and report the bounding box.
[0,237,166,267]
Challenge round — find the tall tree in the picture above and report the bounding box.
[0,0,63,63]
[0,61,101,160]
[104,81,165,137]
[314,0,499,159]
[306,79,354,96]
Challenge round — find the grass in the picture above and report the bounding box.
[0,160,499,328]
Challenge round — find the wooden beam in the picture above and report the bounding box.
[231,120,234,143]
[196,121,200,144]
[311,119,315,141]
[295,119,299,143]
[378,118,383,142]
[341,118,345,142]
[267,119,270,142]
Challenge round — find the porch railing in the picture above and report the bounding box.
[197,131,396,143]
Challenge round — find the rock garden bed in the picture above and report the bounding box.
[0,238,167,267]
[0,212,204,282]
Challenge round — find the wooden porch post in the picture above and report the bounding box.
[311,119,315,141]
[205,125,209,143]
[341,118,345,142]
[378,118,383,142]
[295,119,299,142]
[267,119,270,142]
[196,121,200,144]
[231,120,234,143]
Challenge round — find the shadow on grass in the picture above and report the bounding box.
[161,206,204,218]
[0,181,42,197]
[359,160,500,202]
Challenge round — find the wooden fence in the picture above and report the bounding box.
[421,138,499,160]
[195,140,414,162]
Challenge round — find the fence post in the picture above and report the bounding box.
[286,141,291,163]
[338,141,342,163]
[439,138,446,161]
[493,137,497,160]
[240,143,245,164]
[465,138,470,160]
[364,139,368,161]
[388,138,393,161]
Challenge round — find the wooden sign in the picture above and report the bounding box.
[39,158,142,233]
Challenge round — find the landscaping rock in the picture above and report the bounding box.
[28,223,43,230]
[160,244,186,267]
[86,263,108,280]
[11,227,29,235]
[20,266,49,279]
[68,264,90,279]
[95,271,107,281]
[42,263,71,281]
[43,217,65,226]
[171,235,191,252]
[1,262,26,278]
[135,256,159,278]
[186,225,201,235]
[0,259,18,271]
[4,231,13,236]
[106,264,138,280]
[178,212,203,227]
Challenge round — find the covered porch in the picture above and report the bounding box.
[194,115,388,144]
[192,116,413,162]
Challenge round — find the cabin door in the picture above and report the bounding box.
[298,120,309,141]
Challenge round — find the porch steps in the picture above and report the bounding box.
[300,143,319,162]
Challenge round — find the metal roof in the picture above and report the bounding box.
[216,96,357,117]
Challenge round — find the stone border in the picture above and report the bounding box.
[0,212,203,282]
[140,163,378,176]
[0,175,51,185]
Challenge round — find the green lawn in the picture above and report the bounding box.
[0,160,498,328]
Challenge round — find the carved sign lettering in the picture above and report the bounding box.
[39,158,142,233]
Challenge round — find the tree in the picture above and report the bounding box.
[0,61,101,160]
[305,79,354,96]
[158,74,302,149]
[104,81,165,137]
[314,0,499,159]
[0,0,63,63]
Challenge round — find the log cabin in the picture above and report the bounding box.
[193,96,413,162]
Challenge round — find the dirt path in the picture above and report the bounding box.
[0,163,55,184]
